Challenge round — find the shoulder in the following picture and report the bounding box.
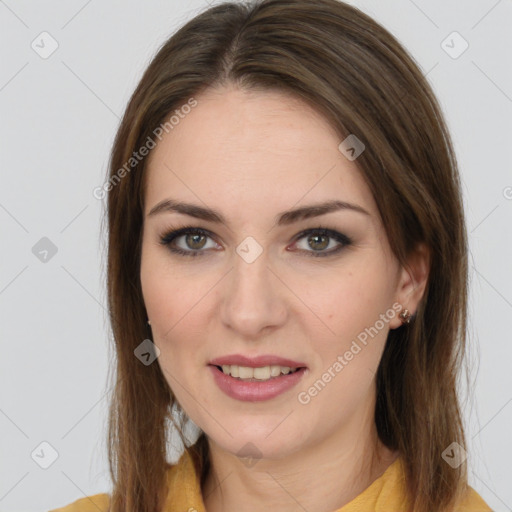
[454,485,492,511]
[48,493,110,512]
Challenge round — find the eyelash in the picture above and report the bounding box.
[158,225,352,258]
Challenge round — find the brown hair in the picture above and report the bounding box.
[104,1,470,511]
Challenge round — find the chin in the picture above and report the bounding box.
[208,428,304,462]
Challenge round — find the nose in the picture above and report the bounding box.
[220,246,288,339]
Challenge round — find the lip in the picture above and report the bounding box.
[209,354,307,368]
[208,365,308,402]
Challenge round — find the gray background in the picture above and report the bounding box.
[0,0,511,510]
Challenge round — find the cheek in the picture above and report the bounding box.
[310,262,394,340]
[140,249,171,328]
[299,258,395,399]
[297,273,392,422]
[140,248,214,371]
[141,243,198,326]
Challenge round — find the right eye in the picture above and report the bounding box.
[159,226,220,257]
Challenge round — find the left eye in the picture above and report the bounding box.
[159,227,352,258]
[291,228,352,257]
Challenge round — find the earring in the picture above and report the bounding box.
[147,319,151,326]
[399,308,412,325]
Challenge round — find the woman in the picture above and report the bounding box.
[51,0,492,511]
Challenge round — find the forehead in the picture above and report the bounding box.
[144,85,377,220]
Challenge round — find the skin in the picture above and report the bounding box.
[140,84,430,512]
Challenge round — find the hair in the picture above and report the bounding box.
[103,1,470,511]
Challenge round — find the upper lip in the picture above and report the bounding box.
[209,354,307,368]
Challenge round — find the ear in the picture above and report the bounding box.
[389,242,431,329]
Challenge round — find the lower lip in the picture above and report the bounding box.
[208,365,307,402]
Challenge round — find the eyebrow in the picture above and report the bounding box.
[147,198,370,226]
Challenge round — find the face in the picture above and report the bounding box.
[140,85,415,460]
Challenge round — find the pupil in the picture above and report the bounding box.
[187,233,206,249]
[310,234,328,250]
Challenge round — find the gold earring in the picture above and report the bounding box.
[399,308,412,325]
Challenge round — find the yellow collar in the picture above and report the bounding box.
[163,447,490,512]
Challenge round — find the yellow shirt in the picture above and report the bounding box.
[49,449,492,512]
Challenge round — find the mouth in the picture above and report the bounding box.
[208,363,308,401]
[211,364,306,382]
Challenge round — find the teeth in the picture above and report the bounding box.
[219,364,300,380]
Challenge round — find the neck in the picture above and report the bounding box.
[201,416,398,512]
